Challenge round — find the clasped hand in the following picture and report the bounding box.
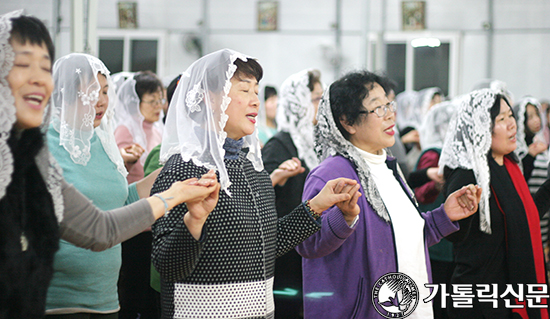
[443,184,482,221]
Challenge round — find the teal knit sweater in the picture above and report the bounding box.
[45,126,139,314]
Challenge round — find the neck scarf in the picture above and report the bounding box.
[493,157,548,318]
[159,49,263,195]
[276,69,319,169]
[50,53,127,178]
[0,10,64,222]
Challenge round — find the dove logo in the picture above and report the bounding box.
[372,272,419,318]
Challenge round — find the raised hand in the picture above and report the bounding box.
[334,182,362,226]
[308,178,360,221]
[270,157,306,186]
[427,167,444,184]
[443,184,482,221]
[528,141,547,157]
[183,170,221,240]
[120,143,145,164]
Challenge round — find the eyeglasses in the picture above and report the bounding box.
[358,101,396,118]
[142,98,166,106]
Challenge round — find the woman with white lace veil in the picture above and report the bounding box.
[513,97,548,181]
[261,68,323,318]
[415,99,460,319]
[440,89,550,319]
[115,71,165,184]
[44,53,173,318]
[0,11,219,318]
[151,49,359,319]
[296,70,480,319]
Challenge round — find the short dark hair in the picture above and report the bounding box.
[10,15,55,62]
[330,70,386,140]
[264,86,277,101]
[233,57,263,83]
[307,69,321,92]
[133,71,163,101]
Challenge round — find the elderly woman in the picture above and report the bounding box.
[296,71,480,319]
[115,71,165,184]
[0,10,218,318]
[261,68,323,318]
[114,71,167,318]
[441,90,550,319]
[150,49,359,319]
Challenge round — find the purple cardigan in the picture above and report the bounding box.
[296,155,459,319]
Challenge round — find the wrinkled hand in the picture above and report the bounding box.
[528,141,547,157]
[182,170,221,240]
[270,157,306,186]
[308,178,360,221]
[443,184,482,221]
[120,143,145,164]
[335,182,362,226]
[185,170,220,219]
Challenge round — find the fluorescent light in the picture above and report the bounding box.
[411,38,441,48]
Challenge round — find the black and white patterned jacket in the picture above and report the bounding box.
[151,151,321,319]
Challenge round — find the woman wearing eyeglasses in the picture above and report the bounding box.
[115,71,165,184]
[114,71,166,319]
[296,70,482,319]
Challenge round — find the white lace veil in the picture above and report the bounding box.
[419,98,461,151]
[439,89,498,234]
[160,48,263,195]
[111,71,134,93]
[50,53,127,177]
[314,84,416,223]
[276,69,319,169]
[395,90,420,129]
[512,96,545,160]
[115,75,164,164]
[416,87,444,119]
[0,10,64,222]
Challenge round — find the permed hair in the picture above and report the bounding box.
[329,70,386,140]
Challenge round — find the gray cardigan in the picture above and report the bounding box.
[58,179,154,251]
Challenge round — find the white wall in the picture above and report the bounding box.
[2,0,550,100]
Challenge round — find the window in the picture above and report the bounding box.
[97,30,165,76]
[369,32,460,97]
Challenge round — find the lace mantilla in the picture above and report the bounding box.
[0,10,21,200]
[159,49,263,195]
[0,10,65,222]
[51,53,127,178]
[276,69,319,170]
[439,89,496,233]
[315,85,392,223]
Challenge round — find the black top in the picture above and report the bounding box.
[261,131,310,318]
[151,150,320,319]
[0,129,59,318]
[444,155,550,318]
